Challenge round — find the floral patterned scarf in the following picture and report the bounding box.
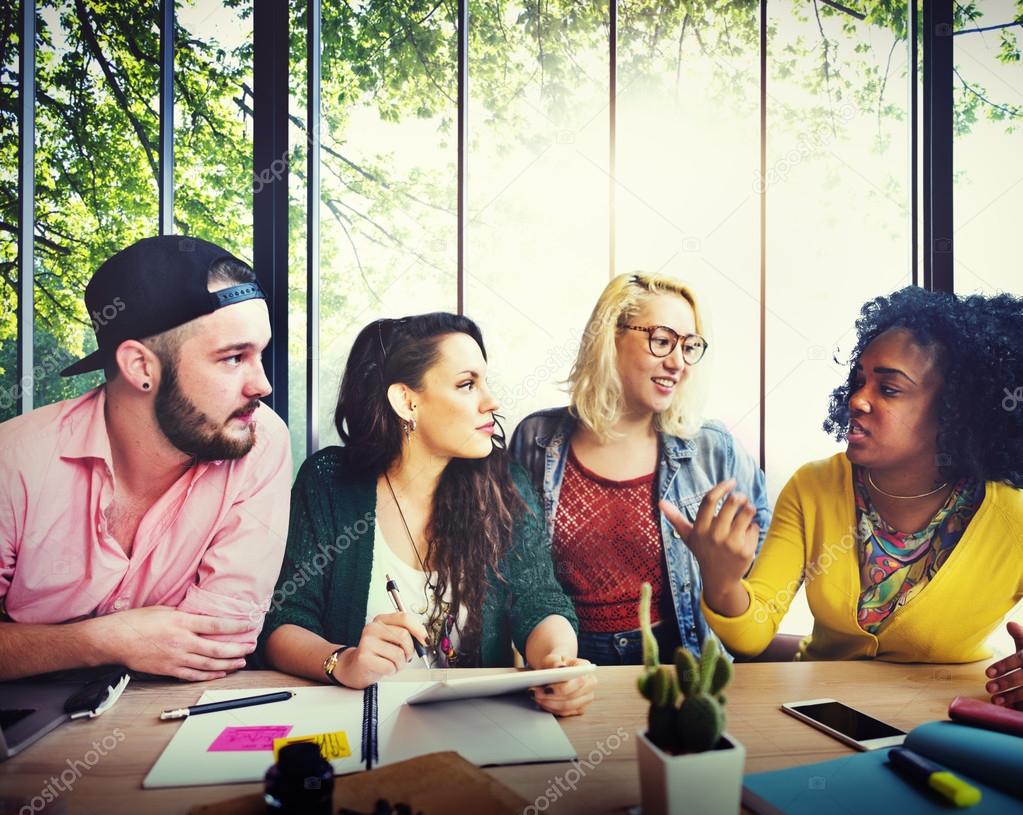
[854,466,983,634]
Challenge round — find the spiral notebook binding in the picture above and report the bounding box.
[361,683,379,770]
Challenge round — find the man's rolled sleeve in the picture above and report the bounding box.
[0,467,22,611]
[177,412,292,645]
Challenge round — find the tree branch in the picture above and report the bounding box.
[877,38,898,145]
[0,220,71,256]
[73,0,159,183]
[812,0,838,137]
[675,13,690,98]
[392,3,456,105]
[953,67,1023,118]
[321,197,379,303]
[536,0,545,92]
[820,0,866,21]
[953,19,1023,36]
[240,94,454,215]
[324,195,448,276]
[177,80,227,140]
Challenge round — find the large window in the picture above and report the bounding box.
[953,0,1022,296]
[616,3,761,461]
[4,0,1021,481]
[766,1,912,494]
[466,1,610,428]
[175,1,253,260]
[314,0,458,447]
[18,2,163,414]
[1,0,255,422]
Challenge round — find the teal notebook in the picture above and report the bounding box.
[743,722,1023,815]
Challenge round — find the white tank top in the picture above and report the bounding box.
[365,518,467,667]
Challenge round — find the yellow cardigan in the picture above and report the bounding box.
[702,453,1023,662]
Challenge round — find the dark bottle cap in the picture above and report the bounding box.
[277,742,323,776]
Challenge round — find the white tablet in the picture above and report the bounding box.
[404,664,596,705]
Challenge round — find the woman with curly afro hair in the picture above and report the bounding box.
[659,286,1023,707]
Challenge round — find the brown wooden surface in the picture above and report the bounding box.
[189,751,529,815]
[0,661,990,815]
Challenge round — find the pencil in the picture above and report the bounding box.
[159,690,295,720]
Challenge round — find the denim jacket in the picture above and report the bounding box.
[508,407,771,658]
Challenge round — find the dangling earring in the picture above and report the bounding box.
[403,404,417,442]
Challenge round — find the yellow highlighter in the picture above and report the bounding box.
[887,747,982,808]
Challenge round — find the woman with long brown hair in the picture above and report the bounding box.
[259,313,595,716]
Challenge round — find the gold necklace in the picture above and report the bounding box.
[866,471,949,500]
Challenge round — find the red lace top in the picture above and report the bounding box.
[552,447,666,633]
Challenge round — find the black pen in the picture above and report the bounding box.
[384,573,427,658]
[159,690,295,720]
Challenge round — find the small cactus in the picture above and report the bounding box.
[636,582,732,754]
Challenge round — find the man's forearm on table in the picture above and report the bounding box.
[0,618,108,680]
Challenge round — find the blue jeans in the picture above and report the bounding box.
[578,622,682,666]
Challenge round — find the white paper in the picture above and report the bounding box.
[143,681,576,788]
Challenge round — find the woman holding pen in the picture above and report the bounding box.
[258,313,595,717]
[661,287,1023,691]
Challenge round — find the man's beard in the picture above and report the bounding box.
[154,359,258,461]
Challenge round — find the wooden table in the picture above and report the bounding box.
[0,661,990,814]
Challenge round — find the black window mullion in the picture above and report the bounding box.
[252,0,290,420]
[307,0,321,455]
[922,0,954,292]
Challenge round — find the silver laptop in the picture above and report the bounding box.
[0,680,81,760]
[0,668,129,760]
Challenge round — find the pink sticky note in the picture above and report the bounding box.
[208,725,293,752]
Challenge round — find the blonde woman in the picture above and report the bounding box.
[510,273,769,664]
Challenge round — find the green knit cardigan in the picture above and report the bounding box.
[256,447,578,668]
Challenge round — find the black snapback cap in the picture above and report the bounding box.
[61,235,266,377]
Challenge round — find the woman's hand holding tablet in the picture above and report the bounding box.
[404,661,597,711]
[529,654,597,718]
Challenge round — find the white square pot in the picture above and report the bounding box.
[636,729,745,815]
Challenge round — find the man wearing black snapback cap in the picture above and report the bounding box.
[0,236,292,681]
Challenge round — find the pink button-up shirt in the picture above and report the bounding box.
[0,387,292,644]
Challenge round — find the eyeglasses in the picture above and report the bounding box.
[621,324,709,364]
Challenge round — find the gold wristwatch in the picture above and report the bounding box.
[323,645,353,686]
